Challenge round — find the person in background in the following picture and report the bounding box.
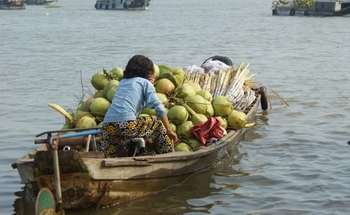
[99,55,178,157]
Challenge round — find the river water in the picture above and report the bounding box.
[1,0,350,214]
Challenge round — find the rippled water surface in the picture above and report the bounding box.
[1,0,350,214]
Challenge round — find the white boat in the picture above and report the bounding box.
[95,0,150,10]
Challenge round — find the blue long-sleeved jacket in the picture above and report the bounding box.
[103,77,166,122]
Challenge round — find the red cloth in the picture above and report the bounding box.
[191,117,226,146]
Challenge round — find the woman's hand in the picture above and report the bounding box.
[167,130,178,143]
[160,115,178,143]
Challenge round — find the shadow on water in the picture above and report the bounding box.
[12,168,221,215]
[13,185,36,215]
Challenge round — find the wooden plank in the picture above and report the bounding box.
[79,152,105,158]
[103,160,151,167]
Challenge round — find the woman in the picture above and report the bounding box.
[99,55,178,157]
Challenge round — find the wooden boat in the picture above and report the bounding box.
[0,0,25,9]
[12,94,261,211]
[272,0,350,16]
[95,0,150,10]
[25,0,55,5]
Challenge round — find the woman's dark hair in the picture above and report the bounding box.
[123,55,154,79]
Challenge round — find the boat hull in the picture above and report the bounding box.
[13,97,260,209]
[0,0,25,9]
[95,0,150,10]
[25,0,55,5]
[272,0,350,16]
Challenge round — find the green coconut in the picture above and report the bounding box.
[185,95,212,115]
[171,68,185,87]
[175,143,192,152]
[75,115,97,129]
[74,110,93,122]
[206,105,214,117]
[176,83,196,99]
[216,116,228,129]
[90,97,111,117]
[177,121,194,139]
[213,96,233,117]
[94,90,105,98]
[157,93,169,106]
[197,90,212,102]
[91,72,109,90]
[110,67,124,80]
[158,64,172,76]
[188,138,201,151]
[142,108,156,116]
[167,105,189,125]
[82,97,94,111]
[106,85,117,102]
[169,123,177,132]
[158,71,173,82]
[155,78,175,95]
[185,81,202,93]
[158,67,185,87]
[77,101,89,112]
[191,113,207,126]
[154,64,160,78]
[103,80,119,97]
[228,110,255,130]
[62,120,72,129]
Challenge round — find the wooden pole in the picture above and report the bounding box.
[51,138,63,209]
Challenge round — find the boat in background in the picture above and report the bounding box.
[95,0,150,10]
[25,0,54,5]
[272,0,350,16]
[0,0,25,9]
[45,0,60,8]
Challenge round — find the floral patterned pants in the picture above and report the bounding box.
[99,116,173,157]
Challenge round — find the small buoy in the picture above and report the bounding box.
[259,86,269,111]
[347,141,350,145]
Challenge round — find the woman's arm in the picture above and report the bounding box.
[144,81,178,142]
[160,115,178,143]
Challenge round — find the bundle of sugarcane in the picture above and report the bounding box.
[184,64,256,110]
[218,68,234,96]
[234,88,256,111]
[224,63,256,110]
[201,73,212,92]
[184,67,235,97]
[184,69,211,92]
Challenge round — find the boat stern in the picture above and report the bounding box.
[12,157,35,184]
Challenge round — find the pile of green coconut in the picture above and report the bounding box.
[56,65,252,152]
